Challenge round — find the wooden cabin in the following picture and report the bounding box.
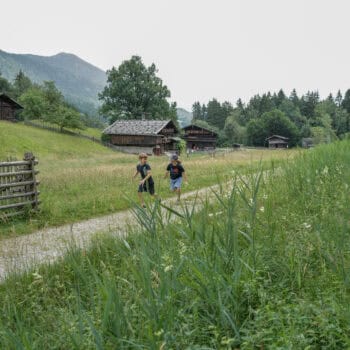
[266,135,289,148]
[103,119,179,155]
[182,124,218,150]
[0,94,23,122]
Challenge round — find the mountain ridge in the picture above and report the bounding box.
[0,50,190,123]
[0,50,107,115]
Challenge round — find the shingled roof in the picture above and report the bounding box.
[266,135,289,141]
[103,119,176,136]
[0,94,23,109]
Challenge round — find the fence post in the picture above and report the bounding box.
[24,152,39,211]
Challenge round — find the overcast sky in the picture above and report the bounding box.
[1,0,350,110]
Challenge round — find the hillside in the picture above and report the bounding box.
[0,121,292,236]
[0,121,112,160]
[0,50,106,115]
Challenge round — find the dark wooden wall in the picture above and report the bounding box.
[0,100,17,122]
[110,135,161,146]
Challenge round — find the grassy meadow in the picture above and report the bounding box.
[0,139,349,348]
[27,119,104,138]
[0,122,295,236]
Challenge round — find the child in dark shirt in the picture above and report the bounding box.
[164,154,188,203]
[133,153,155,207]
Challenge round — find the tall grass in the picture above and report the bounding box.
[0,140,349,348]
[0,122,294,236]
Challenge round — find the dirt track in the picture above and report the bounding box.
[0,183,225,281]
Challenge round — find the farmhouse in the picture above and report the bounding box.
[103,119,179,155]
[266,135,289,148]
[182,124,218,150]
[0,94,23,122]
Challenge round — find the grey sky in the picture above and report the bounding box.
[1,0,350,110]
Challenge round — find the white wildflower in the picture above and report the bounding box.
[154,329,164,337]
[179,241,187,255]
[302,222,312,229]
[260,206,265,212]
[164,265,173,273]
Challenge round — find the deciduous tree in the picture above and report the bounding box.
[99,56,177,123]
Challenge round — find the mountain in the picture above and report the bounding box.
[0,50,106,115]
[176,108,192,127]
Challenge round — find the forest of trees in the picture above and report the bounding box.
[2,60,350,148]
[0,70,104,130]
[192,89,350,147]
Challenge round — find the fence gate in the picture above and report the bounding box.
[0,153,40,220]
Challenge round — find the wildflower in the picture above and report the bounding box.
[179,241,187,255]
[263,194,268,199]
[164,265,173,272]
[154,329,164,337]
[322,166,329,175]
[302,222,312,229]
[260,206,264,212]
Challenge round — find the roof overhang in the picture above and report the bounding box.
[0,94,23,109]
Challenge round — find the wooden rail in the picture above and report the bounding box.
[0,153,40,220]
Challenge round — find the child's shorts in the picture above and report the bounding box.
[138,182,155,195]
[170,177,182,190]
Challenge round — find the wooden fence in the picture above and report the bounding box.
[0,153,40,220]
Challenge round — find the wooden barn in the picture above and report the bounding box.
[103,119,179,155]
[0,94,23,122]
[182,124,218,150]
[266,135,289,148]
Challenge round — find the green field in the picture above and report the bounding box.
[27,120,104,139]
[0,121,296,236]
[0,139,349,348]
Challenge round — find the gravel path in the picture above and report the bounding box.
[0,183,224,281]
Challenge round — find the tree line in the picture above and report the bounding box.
[0,70,103,130]
[192,89,350,146]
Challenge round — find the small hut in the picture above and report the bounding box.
[0,94,23,122]
[182,124,218,150]
[266,135,289,148]
[103,119,179,155]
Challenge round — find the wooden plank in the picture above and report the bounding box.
[0,200,40,210]
[0,160,38,167]
[0,180,40,190]
[0,170,39,178]
[0,191,39,201]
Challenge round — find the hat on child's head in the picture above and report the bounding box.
[171,154,178,161]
